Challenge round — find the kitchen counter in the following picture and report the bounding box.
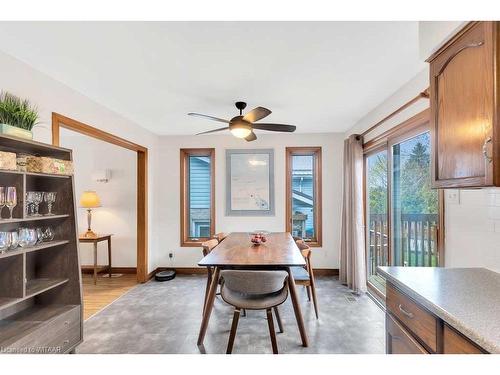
[377,266,500,354]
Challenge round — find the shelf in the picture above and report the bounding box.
[0,240,69,260]
[0,304,79,348]
[0,169,71,179]
[0,296,22,310]
[0,214,70,225]
[25,278,69,298]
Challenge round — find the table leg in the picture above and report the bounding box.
[107,238,112,278]
[286,266,309,347]
[93,242,98,285]
[197,266,220,347]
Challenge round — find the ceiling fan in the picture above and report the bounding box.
[188,101,296,142]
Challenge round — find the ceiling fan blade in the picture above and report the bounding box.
[252,123,296,132]
[188,113,230,124]
[245,132,257,142]
[196,126,229,135]
[243,107,271,123]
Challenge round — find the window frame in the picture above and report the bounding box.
[285,147,322,247]
[180,148,215,247]
[362,109,445,299]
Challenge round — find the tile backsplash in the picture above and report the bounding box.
[445,188,500,272]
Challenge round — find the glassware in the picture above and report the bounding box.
[6,187,17,220]
[44,192,57,215]
[8,231,19,250]
[26,228,38,247]
[0,231,9,253]
[43,227,55,242]
[18,228,29,247]
[18,228,37,247]
[32,192,44,216]
[36,227,44,244]
[25,191,34,216]
[0,187,5,219]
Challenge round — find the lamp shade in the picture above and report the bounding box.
[79,191,101,208]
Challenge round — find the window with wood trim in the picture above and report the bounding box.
[286,147,322,246]
[180,148,215,246]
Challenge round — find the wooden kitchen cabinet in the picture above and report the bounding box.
[428,21,500,188]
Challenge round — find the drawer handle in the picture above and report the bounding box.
[483,137,492,163]
[63,340,70,345]
[398,304,414,319]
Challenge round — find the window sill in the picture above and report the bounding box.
[181,240,210,247]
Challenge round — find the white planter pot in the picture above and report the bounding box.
[0,124,33,140]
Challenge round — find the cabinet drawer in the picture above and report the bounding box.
[386,283,438,352]
[386,313,428,354]
[443,324,485,354]
[10,306,80,353]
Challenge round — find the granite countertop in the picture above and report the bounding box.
[377,266,500,354]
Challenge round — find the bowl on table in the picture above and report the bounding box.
[250,231,268,246]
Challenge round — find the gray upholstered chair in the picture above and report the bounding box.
[220,270,289,354]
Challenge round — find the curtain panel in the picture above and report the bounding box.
[340,134,367,294]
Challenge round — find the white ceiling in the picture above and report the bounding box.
[0,22,425,135]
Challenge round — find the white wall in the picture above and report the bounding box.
[60,130,137,268]
[345,21,500,273]
[0,50,160,273]
[156,133,344,269]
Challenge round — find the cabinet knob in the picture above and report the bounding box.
[482,137,493,163]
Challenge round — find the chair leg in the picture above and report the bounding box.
[306,285,312,301]
[226,308,241,354]
[273,306,284,333]
[266,308,278,354]
[242,308,246,317]
[310,283,319,319]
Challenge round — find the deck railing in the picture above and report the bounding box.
[367,213,439,277]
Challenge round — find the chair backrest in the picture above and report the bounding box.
[213,232,229,242]
[201,239,219,257]
[296,240,311,258]
[220,270,288,295]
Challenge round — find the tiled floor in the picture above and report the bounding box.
[77,274,385,354]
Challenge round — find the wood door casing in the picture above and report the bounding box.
[430,21,495,187]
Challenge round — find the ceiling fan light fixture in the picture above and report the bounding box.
[229,123,252,138]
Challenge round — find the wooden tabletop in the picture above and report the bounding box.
[78,234,112,242]
[198,232,306,267]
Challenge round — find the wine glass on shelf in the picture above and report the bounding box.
[44,192,57,215]
[32,192,44,216]
[43,227,55,242]
[6,187,17,220]
[8,231,19,250]
[0,187,5,220]
[25,191,34,216]
[18,228,29,248]
[0,232,10,253]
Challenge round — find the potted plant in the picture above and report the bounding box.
[0,91,39,140]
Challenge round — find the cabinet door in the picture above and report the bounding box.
[443,324,486,354]
[386,314,428,354]
[430,22,495,188]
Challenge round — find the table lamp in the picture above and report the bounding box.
[80,191,101,238]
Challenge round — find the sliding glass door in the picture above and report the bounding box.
[364,112,441,296]
[391,131,439,267]
[365,149,389,293]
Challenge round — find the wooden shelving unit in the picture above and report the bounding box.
[0,133,82,354]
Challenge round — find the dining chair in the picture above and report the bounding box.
[201,239,219,315]
[213,232,229,242]
[220,270,288,354]
[293,240,319,319]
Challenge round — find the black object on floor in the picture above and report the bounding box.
[155,269,176,281]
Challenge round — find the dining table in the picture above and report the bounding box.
[197,232,309,348]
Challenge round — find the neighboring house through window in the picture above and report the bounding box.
[180,148,215,246]
[286,147,322,246]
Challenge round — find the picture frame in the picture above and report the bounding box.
[225,149,275,216]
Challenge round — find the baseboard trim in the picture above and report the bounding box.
[81,266,137,274]
[148,267,339,277]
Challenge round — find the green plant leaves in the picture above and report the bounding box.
[0,91,39,131]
